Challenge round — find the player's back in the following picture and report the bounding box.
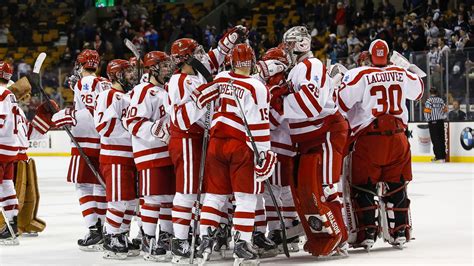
[338,65,424,133]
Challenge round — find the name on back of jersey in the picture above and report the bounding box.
[366,71,404,85]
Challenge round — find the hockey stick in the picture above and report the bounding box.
[189,59,213,264]
[229,80,290,258]
[0,206,17,243]
[124,38,143,82]
[29,53,105,188]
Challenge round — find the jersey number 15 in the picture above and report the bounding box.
[370,84,403,116]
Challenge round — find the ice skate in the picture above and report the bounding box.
[213,223,231,258]
[123,232,140,257]
[390,229,407,249]
[352,228,377,251]
[233,233,259,266]
[197,234,214,264]
[132,226,143,247]
[252,231,278,258]
[158,230,173,252]
[142,234,169,262]
[103,234,128,260]
[0,216,19,246]
[77,219,103,251]
[268,229,285,254]
[171,237,198,265]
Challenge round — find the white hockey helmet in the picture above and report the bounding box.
[283,26,311,63]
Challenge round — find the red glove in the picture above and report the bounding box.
[255,150,277,182]
[218,25,248,54]
[52,107,77,127]
[267,72,286,87]
[269,83,290,115]
[32,100,59,134]
[191,82,219,109]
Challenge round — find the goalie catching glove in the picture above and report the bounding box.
[151,118,170,144]
[31,100,59,134]
[254,150,277,182]
[52,107,77,127]
[218,25,248,54]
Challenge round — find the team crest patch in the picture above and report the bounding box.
[376,49,384,56]
[343,75,350,82]
[82,83,90,91]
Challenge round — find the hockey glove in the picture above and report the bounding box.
[52,107,77,128]
[269,83,290,115]
[257,60,288,82]
[218,25,248,54]
[151,118,171,145]
[191,82,219,109]
[32,100,59,134]
[255,150,277,182]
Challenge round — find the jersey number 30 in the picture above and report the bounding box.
[370,84,402,116]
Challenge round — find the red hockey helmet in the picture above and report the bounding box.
[262,47,291,67]
[0,61,14,81]
[107,59,132,83]
[144,51,174,83]
[231,43,255,69]
[357,51,371,66]
[369,39,389,67]
[77,49,100,70]
[144,51,170,67]
[171,38,200,65]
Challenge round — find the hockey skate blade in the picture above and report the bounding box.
[143,252,171,262]
[78,243,104,252]
[0,238,20,246]
[233,255,260,266]
[21,232,39,237]
[171,255,199,265]
[127,249,140,257]
[103,251,127,260]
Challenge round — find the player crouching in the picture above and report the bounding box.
[192,43,277,266]
[125,51,176,262]
[94,59,138,259]
[338,39,423,251]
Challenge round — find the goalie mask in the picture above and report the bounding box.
[107,59,134,92]
[283,26,312,64]
[144,51,174,85]
[369,39,389,67]
[230,43,256,73]
[170,38,206,67]
[77,49,100,72]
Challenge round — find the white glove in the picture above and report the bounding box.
[218,25,248,54]
[191,82,219,109]
[390,50,426,78]
[52,108,76,127]
[151,119,170,145]
[254,150,277,182]
[257,60,287,81]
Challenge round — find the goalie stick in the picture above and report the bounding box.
[29,53,106,188]
[189,59,213,264]
[230,80,290,258]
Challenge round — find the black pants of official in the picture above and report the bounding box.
[428,120,446,160]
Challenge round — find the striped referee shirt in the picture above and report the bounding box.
[424,96,447,121]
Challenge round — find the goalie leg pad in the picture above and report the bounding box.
[351,183,379,246]
[19,159,46,233]
[291,153,346,256]
[381,182,412,243]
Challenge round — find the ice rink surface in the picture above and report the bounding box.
[0,157,473,265]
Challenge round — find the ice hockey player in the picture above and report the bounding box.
[0,62,54,245]
[357,51,371,67]
[255,47,301,254]
[167,25,247,264]
[270,26,349,257]
[51,49,111,251]
[191,43,277,265]
[126,51,175,262]
[94,59,138,259]
[337,39,423,250]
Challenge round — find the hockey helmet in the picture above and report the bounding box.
[170,38,206,66]
[231,43,256,71]
[0,61,13,82]
[262,47,291,67]
[144,51,174,84]
[357,51,371,66]
[283,26,311,63]
[107,59,134,90]
[369,39,389,67]
[77,49,100,70]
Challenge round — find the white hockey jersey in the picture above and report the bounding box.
[126,82,172,170]
[71,75,112,157]
[269,109,296,158]
[209,71,271,154]
[168,48,226,137]
[338,65,424,134]
[94,88,134,166]
[0,86,21,162]
[16,107,46,161]
[284,57,338,143]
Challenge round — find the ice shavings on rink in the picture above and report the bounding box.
[0,157,472,265]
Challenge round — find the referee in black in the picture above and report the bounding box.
[423,87,448,162]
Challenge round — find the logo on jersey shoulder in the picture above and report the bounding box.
[313,75,319,84]
[186,79,192,85]
[460,127,473,150]
[150,90,157,96]
[343,75,350,83]
[82,83,90,91]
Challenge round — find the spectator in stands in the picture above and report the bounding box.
[0,24,8,46]
[335,2,347,37]
[449,100,467,121]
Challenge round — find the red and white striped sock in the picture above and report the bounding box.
[255,194,267,233]
[141,196,160,236]
[76,183,98,228]
[0,180,19,220]
[120,200,137,233]
[159,195,174,234]
[105,201,126,234]
[199,194,228,236]
[233,192,257,242]
[281,185,298,227]
[171,193,194,239]
[263,185,283,231]
[93,184,107,225]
